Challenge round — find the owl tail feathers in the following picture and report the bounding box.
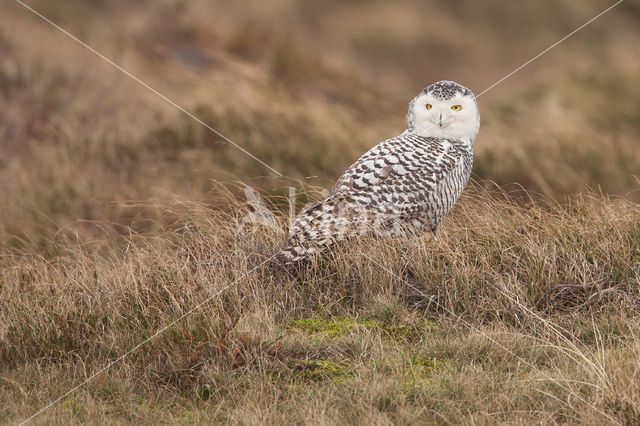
[277,235,330,264]
[277,196,354,264]
[271,233,329,270]
[277,245,304,263]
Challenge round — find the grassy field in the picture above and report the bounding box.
[2,0,640,424]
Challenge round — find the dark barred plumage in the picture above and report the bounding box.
[280,80,479,262]
[424,80,472,100]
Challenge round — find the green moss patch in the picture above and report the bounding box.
[288,318,378,337]
[288,359,349,382]
[410,357,443,375]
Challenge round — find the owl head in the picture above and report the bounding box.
[406,80,480,143]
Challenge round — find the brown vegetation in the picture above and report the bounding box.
[1,0,639,424]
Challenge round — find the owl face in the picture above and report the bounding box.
[407,81,480,143]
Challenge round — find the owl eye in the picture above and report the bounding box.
[451,105,462,111]
[426,104,432,110]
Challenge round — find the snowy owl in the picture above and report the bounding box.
[280,80,480,262]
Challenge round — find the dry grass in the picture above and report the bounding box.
[2,187,640,424]
[2,0,640,424]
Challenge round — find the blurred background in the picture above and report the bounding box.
[1,0,639,246]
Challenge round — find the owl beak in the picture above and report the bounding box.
[438,113,443,128]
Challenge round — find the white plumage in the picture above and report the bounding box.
[281,80,480,262]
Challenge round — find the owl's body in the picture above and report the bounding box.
[280,81,480,262]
